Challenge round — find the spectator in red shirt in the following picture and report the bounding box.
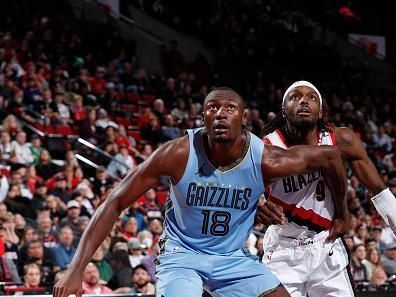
[89,67,106,96]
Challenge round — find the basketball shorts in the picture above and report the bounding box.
[263,228,356,297]
[155,239,281,297]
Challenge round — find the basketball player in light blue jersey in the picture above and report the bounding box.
[53,87,347,297]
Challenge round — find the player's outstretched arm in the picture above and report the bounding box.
[262,144,348,239]
[52,136,189,297]
[336,127,396,235]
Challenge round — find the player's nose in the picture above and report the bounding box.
[215,107,227,119]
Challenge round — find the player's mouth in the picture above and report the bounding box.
[297,107,311,116]
[213,122,230,133]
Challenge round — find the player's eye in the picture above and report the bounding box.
[308,95,317,101]
[228,105,236,111]
[290,94,300,100]
[208,105,217,111]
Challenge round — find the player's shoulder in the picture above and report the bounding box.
[159,134,189,157]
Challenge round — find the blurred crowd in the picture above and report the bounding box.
[0,0,395,295]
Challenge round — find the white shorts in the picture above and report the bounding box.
[263,228,356,297]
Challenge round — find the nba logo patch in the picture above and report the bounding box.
[173,246,180,253]
[267,250,273,261]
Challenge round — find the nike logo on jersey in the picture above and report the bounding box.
[195,165,206,177]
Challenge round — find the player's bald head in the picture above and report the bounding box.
[204,87,244,108]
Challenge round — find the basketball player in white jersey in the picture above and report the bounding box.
[259,80,396,297]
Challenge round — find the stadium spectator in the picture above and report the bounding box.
[382,241,396,276]
[52,225,76,270]
[91,245,113,283]
[351,244,369,282]
[82,262,113,294]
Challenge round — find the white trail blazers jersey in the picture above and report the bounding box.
[263,128,337,239]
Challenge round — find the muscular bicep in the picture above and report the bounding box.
[262,145,329,184]
[106,136,189,211]
[335,127,385,193]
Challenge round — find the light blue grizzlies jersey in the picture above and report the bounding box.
[161,128,265,255]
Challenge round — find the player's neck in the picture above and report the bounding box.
[282,124,318,146]
[204,131,246,166]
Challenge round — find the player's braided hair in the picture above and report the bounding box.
[261,99,330,137]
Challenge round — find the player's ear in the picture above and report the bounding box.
[281,107,286,118]
[319,108,323,119]
[201,112,205,126]
[242,109,248,128]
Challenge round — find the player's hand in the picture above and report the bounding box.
[255,201,285,225]
[326,218,348,243]
[53,272,83,297]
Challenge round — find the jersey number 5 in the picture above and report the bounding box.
[201,210,231,236]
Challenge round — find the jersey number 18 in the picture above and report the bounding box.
[201,210,231,236]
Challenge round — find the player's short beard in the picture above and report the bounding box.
[292,118,317,131]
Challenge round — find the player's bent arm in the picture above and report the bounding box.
[335,127,386,193]
[53,136,189,296]
[262,144,348,221]
[336,127,396,234]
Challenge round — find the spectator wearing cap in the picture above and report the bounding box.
[30,181,48,216]
[128,264,155,294]
[73,215,90,245]
[35,150,62,181]
[370,226,386,253]
[127,238,145,268]
[92,166,113,196]
[49,174,71,204]
[59,200,81,235]
[82,262,113,294]
[52,225,76,271]
[382,241,396,276]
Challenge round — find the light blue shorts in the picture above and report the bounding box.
[155,239,281,297]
